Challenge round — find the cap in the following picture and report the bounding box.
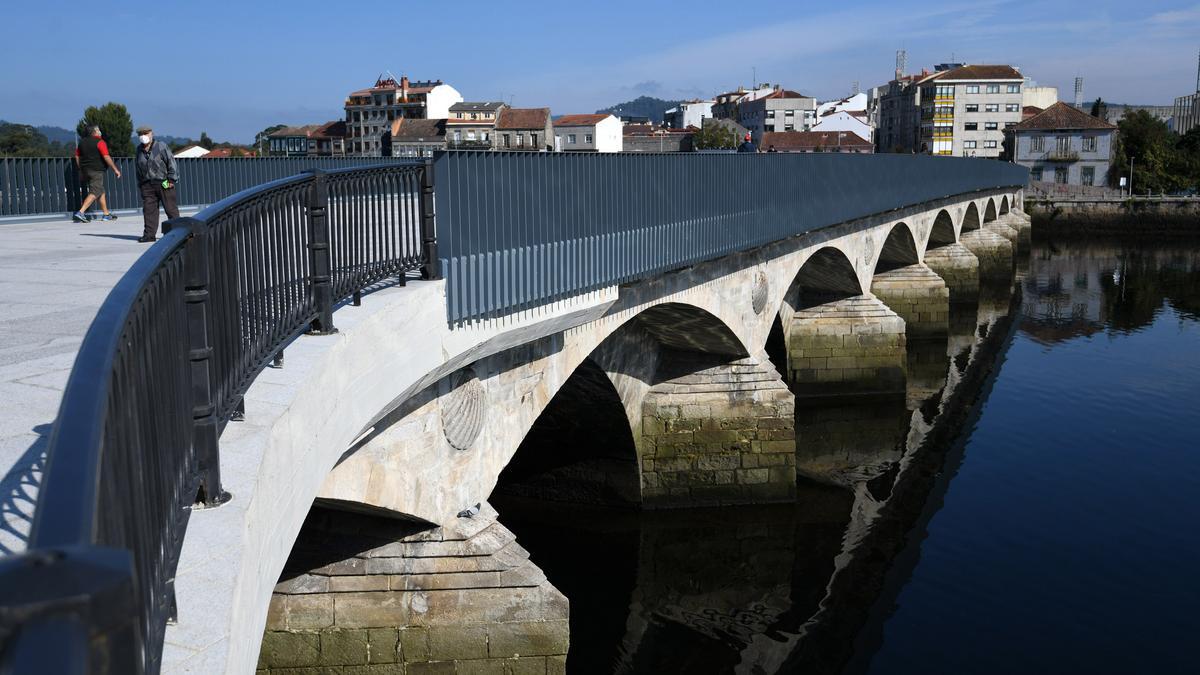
[136,125,153,134]
[745,133,752,141]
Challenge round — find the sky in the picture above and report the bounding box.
[3,0,1199,143]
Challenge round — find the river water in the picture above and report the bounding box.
[496,235,1200,674]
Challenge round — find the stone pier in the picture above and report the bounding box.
[639,353,796,507]
[959,228,1014,283]
[985,217,1019,245]
[794,397,910,486]
[1003,212,1032,251]
[870,263,950,338]
[786,295,907,398]
[922,243,980,305]
[259,505,568,674]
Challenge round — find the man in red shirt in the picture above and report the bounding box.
[72,125,122,222]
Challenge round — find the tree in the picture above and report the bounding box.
[1089,98,1108,121]
[1174,127,1200,191]
[76,102,134,157]
[693,123,739,150]
[1110,110,1179,193]
[254,124,288,153]
[0,123,49,157]
[199,131,214,150]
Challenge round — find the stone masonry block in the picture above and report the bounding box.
[488,620,570,659]
[320,629,370,666]
[429,625,490,661]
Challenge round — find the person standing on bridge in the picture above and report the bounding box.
[738,132,757,153]
[71,126,121,223]
[134,125,180,243]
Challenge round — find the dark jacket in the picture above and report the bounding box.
[737,140,757,153]
[136,141,180,184]
[77,136,107,172]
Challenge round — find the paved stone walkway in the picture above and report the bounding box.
[0,211,196,554]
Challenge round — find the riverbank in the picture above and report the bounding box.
[1027,197,1200,233]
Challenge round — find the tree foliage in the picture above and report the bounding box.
[1089,98,1107,120]
[0,122,72,157]
[76,102,134,157]
[254,124,288,150]
[693,123,739,150]
[199,131,214,150]
[1110,110,1200,193]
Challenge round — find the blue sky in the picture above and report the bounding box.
[3,0,1198,142]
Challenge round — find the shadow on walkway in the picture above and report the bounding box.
[0,424,50,555]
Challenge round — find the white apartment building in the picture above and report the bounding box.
[811,110,873,143]
[919,64,1024,157]
[663,100,714,129]
[737,88,817,141]
[344,75,463,156]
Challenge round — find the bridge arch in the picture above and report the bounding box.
[872,223,920,275]
[961,202,982,233]
[984,198,998,223]
[1000,196,1010,215]
[926,210,957,251]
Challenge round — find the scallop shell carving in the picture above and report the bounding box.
[441,368,485,452]
[751,272,769,315]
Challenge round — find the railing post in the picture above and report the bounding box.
[170,217,231,508]
[306,169,337,333]
[420,159,440,280]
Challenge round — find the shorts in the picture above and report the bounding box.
[82,170,106,197]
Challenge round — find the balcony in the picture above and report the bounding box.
[1042,150,1080,162]
[446,140,493,150]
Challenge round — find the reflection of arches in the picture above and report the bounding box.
[984,198,997,223]
[927,210,957,250]
[791,247,863,309]
[495,358,640,506]
[999,196,1010,215]
[962,202,981,232]
[874,223,919,274]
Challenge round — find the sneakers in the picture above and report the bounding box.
[101,214,117,221]
[72,211,87,223]
[137,236,157,243]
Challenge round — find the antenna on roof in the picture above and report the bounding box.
[752,66,757,89]
[895,49,907,79]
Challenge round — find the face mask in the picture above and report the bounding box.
[139,134,152,145]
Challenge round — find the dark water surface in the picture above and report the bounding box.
[497,237,1200,674]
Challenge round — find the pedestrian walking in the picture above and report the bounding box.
[134,125,180,243]
[72,126,121,223]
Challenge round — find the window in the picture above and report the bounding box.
[1006,104,1020,112]
[481,131,489,143]
[466,131,476,141]
[985,122,998,130]
[1082,136,1097,152]
[502,134,511,148]
[453,131,462,143]
[766,110,775,119]
[1055,167,1068,183]
[985,104,999,113]
[964,140,978,148]
[964,122,978,130]
[984,140,997,148]
[470,113,478,120]
[516,133,524,147]
[1007,84,1021,93]
[456,112,463,119]
[965,104,979,112]
[584,134,593,143]
[1031,135,1045,152]
[1081,166,1095,185]
[530,133,537,146]
[1056,136,1070,153]
[1005,122,1017,129]
[966,85,980,94]
[1032,166,1043,181]
[986,84,1000,94]
[568,134,577,144]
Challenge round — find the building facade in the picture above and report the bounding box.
[876,72,927,153]
[1013,102,1116,186]
[920,65,1024,157]
[344,76,463,156]
[446,102,506,150]
[811,110,872,143]
[738,89,817,141]
[553,114,622,152]
[265,122,347,157]
[388,118,446,158]
[1172,92,1200,135]
[663,100,713,129]
[760,130,873,153]
[495,108,553,151]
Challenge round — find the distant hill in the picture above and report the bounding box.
[596,96,683,124]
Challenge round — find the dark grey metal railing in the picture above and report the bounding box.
[0,162,433,673]
[434,152,1028,322]
[0,156,419,217]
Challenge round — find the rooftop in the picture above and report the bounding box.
[934,64,1023,81]
[390,117,446,142]
[1015,102,1117,131]
[761,130,873,151]
[450,102,507,113]
[496,107,551,130]
[553,114,613,127]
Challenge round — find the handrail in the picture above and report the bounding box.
[0,162,435,673]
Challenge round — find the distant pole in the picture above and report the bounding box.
[752,66,757,88]
[1129,156,1134,197]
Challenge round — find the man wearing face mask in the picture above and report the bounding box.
[134,125,180,243]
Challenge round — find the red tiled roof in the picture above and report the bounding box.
[1015,102,1117,131]
[761,131,873,151]
[390,117,445,142]
[497,107,550,130]
[553,114,611,127]
[936,64,1023,81]
[763,89,808,99]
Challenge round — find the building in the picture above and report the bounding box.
[174,142,208,157]
[553,114,622,152]
[1022,85,1059,110]
[711,85,775,121]
[876,71,930,153]
[1013,102,1117,186]
[266,122,347,157]
[1176,93,1200,135]
[622,125,694,152]
[919,64,1024,157]
[344,76,463,156]
[388,118,446,158]
[446,102,506,150]
[738,89,817,141]
[663,100,713,129]
[811,110,873,143]
[816,92,869,119]
[494,108,553,151]
[760,130,874,153]
[1088,103,1176,127]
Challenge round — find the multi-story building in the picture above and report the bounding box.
[265,121,347,157]
[919,64,1024,157]
[738,89,817,142]
[711,85,774,121]
[876,72,929,153]
[811,110,872,143]
[446,102,506,150]
[1172,93,1199,134]
[1013,102,1116,186]
[344,76,462,156]
[663,100,713,129]
[553,114,622,152]
[387,118,446,158]
[494,108,553,151]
